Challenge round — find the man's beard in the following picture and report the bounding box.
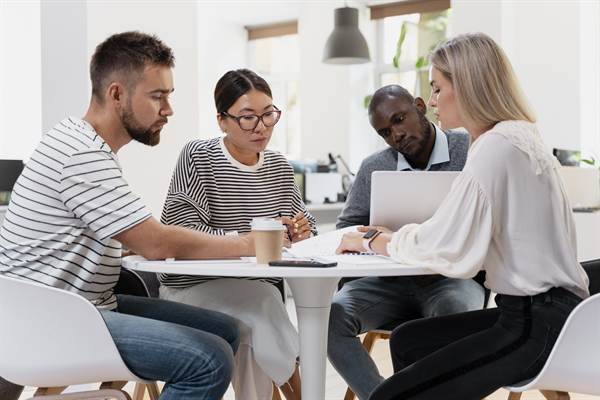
[121,108,162,147]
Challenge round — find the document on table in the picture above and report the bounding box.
[286,226,395,265]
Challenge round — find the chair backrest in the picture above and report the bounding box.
[114,267,152,297]
[507,292,600,395]
[581,258,600,295]
[0,275,140,387]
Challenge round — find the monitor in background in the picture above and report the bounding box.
[0,159,24,205]
[369,171,459,231]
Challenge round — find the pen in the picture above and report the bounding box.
[278,212,293,241]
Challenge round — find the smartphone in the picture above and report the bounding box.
[268,259,338,268]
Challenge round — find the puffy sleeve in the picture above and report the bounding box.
[387,171,493,278]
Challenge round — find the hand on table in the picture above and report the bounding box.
[336,226,394,255]
[335,232,365,254]
[356,225,393,235]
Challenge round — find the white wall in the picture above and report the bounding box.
[451,0,598,154]
[41,0,88,133]
[579,0,600,159]
[85,1,201,217]
[0,0,42,161]
[298,2,378,172]
[196,7,246,139]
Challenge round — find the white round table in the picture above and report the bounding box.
[123,255,434,399]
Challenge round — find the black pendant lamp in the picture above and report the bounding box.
[323,6,371,65]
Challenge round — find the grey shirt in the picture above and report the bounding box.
[337,128,470,229]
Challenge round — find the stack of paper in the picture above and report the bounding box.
[287,226,395,265]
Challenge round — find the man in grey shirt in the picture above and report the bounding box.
[328,85,485,400]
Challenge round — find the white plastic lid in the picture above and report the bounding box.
[250,217,286,231]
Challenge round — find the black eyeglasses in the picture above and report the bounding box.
[221,106,282,131]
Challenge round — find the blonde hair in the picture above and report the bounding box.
[430,32,536,128]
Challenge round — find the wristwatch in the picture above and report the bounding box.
[362,229,382,252]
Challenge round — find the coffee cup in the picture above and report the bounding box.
[251,218,286,264]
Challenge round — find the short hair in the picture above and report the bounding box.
[214,69,272,114]
[368,85,415,116]
[90,31,175,101]
[430,32,535,128]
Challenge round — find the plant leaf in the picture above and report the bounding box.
[393,22,408,69]
[415,56,427,69]
[581,158,596,166]
[363,94,373,110]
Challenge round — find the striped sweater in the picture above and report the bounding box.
[159,137,316,287]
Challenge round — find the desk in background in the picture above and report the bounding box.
[306,202,344,233]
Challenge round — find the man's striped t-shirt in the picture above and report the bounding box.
[159,137,317,288]
[0,117,151,309]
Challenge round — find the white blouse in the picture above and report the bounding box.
[387,120,590,299]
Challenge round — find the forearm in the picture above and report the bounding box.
[160,224,251,260]
[115,217,252,260]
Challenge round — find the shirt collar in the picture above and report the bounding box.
[396,124,449,171]
[219,137,265,172]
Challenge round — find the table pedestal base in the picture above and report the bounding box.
[286,277,340,400]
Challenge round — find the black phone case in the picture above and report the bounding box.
[268,260,338,268]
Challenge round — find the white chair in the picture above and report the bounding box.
[505,292,600,400]
[0,275,159,400]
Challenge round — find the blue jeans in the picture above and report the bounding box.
[327,276,484,400]
[101,294,240,400]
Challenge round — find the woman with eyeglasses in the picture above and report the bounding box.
[159,69,315,400]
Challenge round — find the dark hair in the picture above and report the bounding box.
[214,69,272,114]
[368,84,415,115]
[90,31,175,102]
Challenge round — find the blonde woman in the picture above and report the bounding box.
[337,33,589,400]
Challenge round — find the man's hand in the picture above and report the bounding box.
[335,232,365,254]
[356,225,393,235]
[121,249,136,257]
[280,211,312,243]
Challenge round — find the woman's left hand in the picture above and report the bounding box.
[335,232,366,254]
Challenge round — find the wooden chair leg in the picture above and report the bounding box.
[343,387,357,400]
[132,382,160,400]
[507,392,522,400]
[344,332,390,400]
[32,389,131,400]
[272,382,283,400]
[100,381,127,390]
[133,383,145,400]
[540,390,570,400]
[146,382,160,400]
[34,387,68,395]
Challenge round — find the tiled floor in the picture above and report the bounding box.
[16,296,600,399]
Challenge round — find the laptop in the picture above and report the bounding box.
[369,171,460,231]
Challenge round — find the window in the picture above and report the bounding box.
[371,1,450,121]
[247,22,300,158]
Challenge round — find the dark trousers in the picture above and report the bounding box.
[369,287,582,400]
